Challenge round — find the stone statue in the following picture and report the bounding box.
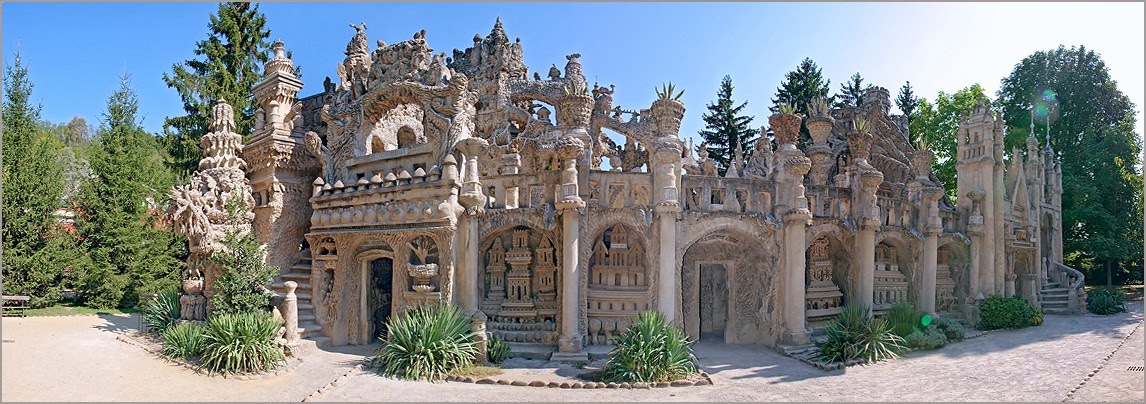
[744,138,774,179]
[547,64,561,80]
[697,142,718,176]
[305,131,334,182]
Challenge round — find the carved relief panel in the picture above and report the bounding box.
[480,227,559,345]
[873,243,909,311]
[806,237,843,322]
[585,224,650,345]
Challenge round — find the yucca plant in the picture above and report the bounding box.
[564,80,589,96]
[142,290,182,334]
[853,116,869,133]
[376,304,478,381]
[162,322,206,359]
[486,335,510,364]
[1087,286,1127,315]
[818,304,905,364]
[777,102,799,115]
[199,312,286,375]
[602,311,697,383]
[655,82,685,101]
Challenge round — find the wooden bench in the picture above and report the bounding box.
[2,296,31,317]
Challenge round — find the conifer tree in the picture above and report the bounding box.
[772,58,833,143]
[162,2,274,180]
[1,51,69,307]
[834,72,871,108]
[697,75,759,175]
[895,81,919,124]
[76,75,182,309]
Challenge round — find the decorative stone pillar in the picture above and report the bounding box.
[651,140,683,322]
[553,136,587,360]
[283,281,300,342]
[848,123,882,312]
[920,187,944,313]
[456,139,488,314]
[770,111,812,345]
[967,191,986,302]
[500,150,521,209]
[805,99,835,186]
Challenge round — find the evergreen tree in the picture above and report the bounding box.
[772,57,833,143]
[996,45,1142,283]
[834,72,871,108]
[162,2,274,180]
[908,84,988,200]
[697,75,759,175]
[76,75,182,309]
[1,51,69,308]
[896,81,919,127]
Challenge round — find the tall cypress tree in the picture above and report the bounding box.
[1,51,69,307]
[77,75,181,309]
[697,75,759,175]
[834,72,870,108]
[896,81,920,143]
[772,57,833,143]
[162,2,273,180]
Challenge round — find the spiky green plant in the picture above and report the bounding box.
[376,304,478,381]
[162,321,206,359]
[564,80,589,96]
[818,304,905,364]
[655,82,684,101]
[602,311,698,383]
[777,102,799,115]
[885,302,922,338]
[199,312,286,375]
[486,335,510,364]
[142,290,182,334]
[807,96,830,118]
[853,116,869,133]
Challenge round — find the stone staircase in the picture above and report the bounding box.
[271,248,330,348]
[1040,281,1072,314]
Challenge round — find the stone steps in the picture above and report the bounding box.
[506,342,556,361]
[270,249,327,349]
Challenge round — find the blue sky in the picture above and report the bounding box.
[3,2,1143,146]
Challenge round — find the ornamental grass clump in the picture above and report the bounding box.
[818,304,905,364]
[142,289,182,334]
[199,312,286,375]
[161,321,206,359]
[1086,286,1128,315]
[376,304,478,381]
[486,335,510,364]
[602,310,698,383]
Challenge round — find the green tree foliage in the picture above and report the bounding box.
[996,45,1142,282]
[75,75,182,309]
[208,227,279,317]
[162,2,274,180]
[772,58,833,143]
[697,75,759,175]
[908,84,989,200]
[1,52,70,308]
[834,72,871,108]
[895,81,919,129]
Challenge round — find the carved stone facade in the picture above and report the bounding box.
[177,18,1074,355]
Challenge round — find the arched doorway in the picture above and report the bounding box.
[368,257,394,341]
[697,262,729,342]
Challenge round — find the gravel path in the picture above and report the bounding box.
[2,302,1141,402]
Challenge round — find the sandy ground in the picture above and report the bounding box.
[3,302,1142,402]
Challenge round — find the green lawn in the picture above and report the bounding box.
[24,302,138,317]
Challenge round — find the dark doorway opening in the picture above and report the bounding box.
[699,263,728,342]
[369,258,394,341]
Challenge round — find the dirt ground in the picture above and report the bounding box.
[3,302,1142,402]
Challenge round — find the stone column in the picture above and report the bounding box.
[782,209,812,345]
[456,212,481,313]
[283,281,300,342]
[501,152,521,209]
[920,187,943,314]
[769,110,812,343]
[967,191,986,301]
[553,136,586,359]
[855,169,883,311]
[651,140,682,322]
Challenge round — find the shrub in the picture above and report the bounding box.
[818,305,905,364]
[376,304,478,381]
[487,335,510,364]
[931,316,965,342]
[200,312,286,375]
[1086,287,1127,315]
[208,229,279,317]
[904,326,948,351]
[602,311,698,383]
[886,302,922,338]
[162,322,206,359]
[142,290,182,334]
[977,296,1043,330]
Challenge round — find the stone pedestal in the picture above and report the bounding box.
[283,281,300,342]
[782,209,812,345]
[857,219,877,310]
[921,228,939,313]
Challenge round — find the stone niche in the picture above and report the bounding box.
[480,227,560,345]
[873,242,909,312]
[585,224,650,346]
[936,247,956,312]
[805,237,843,322]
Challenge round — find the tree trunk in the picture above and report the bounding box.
[1105,260,1112,287]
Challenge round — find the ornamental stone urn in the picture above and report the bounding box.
[806,115,834,146]
[769,112,802,147]
[651,98,685,136]
[911,149,934,180]
[408,263,439,293]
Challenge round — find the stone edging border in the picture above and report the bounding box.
[302,359,370,402]
[115,331,303,381]
[440,370,714,389]
[1061,320,1143,402]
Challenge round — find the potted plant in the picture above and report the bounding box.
[558,80,595,129]
[847,116,873,162]
[651,82,686,136]
[805,97,834,145]
[769,102,802,147]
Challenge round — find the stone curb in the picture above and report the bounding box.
[301,358,372,402]
[1061,320,1143,402]
[439,370,714,388]
[116,331,303,381]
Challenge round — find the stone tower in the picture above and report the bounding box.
[955,99,1006,300]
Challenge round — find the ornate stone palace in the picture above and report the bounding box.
[173,19,1083,358]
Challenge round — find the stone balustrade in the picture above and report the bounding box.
[680,176,773,214]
